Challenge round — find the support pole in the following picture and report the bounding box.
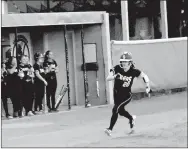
[81,25,89,107]
[121,0,129,41]
[63,25,71,110]
[160,0,168,38]
[2,0,8,14]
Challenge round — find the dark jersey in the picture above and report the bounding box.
[33,63,45,84]
[1,70,8,85]
[6,62,18,81]
[110,65,141,96]
[5,62,20,97]
[17,64,34,82]
[43,59,57,81]
[1,67,8,97]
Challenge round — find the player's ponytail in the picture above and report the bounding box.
[130,61,135,69]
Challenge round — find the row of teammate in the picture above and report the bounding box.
[1,50,58,118]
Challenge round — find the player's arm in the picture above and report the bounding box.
[35,70,48,86]
[29,66,35,78]
[43,62,50,74]
[106,68,120,81]
[106,71,115,81]
[7,63,17,74]
[137,71,151,94]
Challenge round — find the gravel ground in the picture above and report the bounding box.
[1,91,187,148]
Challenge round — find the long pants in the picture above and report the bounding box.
[1,98,9,116]
[46,79,57,110]
[1,83,11,116]
[22,81,34,114]
[7,76,23,115]
[108,92,133,130]
[34,82,44,111]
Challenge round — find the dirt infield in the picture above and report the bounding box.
[2,91,187,147]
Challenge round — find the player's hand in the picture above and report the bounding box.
[44,80,48,86]
[146,86,152,98]
[146,86,151,94]
[30,67,34,72]
[18,71,24,78]
[115,73,122,80]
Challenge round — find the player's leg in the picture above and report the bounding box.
[26,82,34,116]
[17,79,24,118]
[51,80,57,111]
[39,84,45,111]
[46,86,52,112]
[34,90,39,112]
[1,83,12,118]
[105,105,119,136]
[117,94,136,130]
[51,89,57,111]
[118,107,136,129]
[34,83,44,112]
[2,97,12,118]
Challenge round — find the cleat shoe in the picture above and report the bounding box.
[52,109,59,112]
[32,111,37,115]
[6,115,13,119]
[39,110,43,113]
[129,115,136,130]
[18,111,24,118]
[27,111,34,116]
[13,112,18,118]
[104,128,112,136]
[87,103,91,107]
[86,103,91,107]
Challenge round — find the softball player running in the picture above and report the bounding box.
[105,52,151,136]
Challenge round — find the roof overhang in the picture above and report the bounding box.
[2,11,105,28]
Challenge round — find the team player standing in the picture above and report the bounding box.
[1,50,58,118]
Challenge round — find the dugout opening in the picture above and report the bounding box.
[1,12,112,108]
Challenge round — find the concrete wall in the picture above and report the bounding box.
[30,28,44,54]
[111,37,187,93]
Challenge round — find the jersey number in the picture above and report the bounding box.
[122,76,132,87]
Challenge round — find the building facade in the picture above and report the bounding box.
[1,0,187,106]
